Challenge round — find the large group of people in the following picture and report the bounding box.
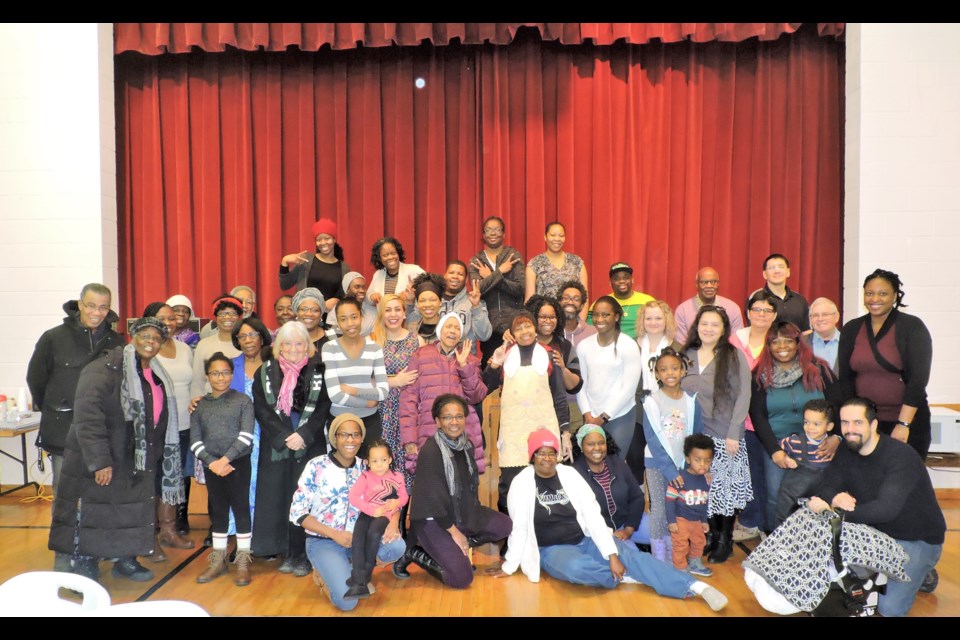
[26,215,941,617]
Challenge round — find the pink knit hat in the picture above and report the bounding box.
[528,428,559,460]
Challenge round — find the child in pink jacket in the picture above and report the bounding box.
[344,439,409,600]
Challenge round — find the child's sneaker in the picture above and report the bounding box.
[686,557,714,577]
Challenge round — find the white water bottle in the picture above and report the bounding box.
[16,387,28,418]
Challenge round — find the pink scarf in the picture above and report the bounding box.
[277,356,308,416]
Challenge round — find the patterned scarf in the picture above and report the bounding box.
[434,429,475,523]
[762,360,804,389]
[119,344,184,505]
[277,355,308,416]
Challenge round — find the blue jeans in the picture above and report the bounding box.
[305,534,406,611]
[738,430,766,530]
[604,407,637,456]
[878,539,942,617]
[539,537,693,598]
[762,453,786,533]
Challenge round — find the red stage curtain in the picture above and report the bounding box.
[116,26,843,327]
[114,22,845,55]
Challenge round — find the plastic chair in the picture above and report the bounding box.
[0,571,112,616]
[89,600,210,617]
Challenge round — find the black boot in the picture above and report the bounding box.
[176,481,191,535]
[408,546,444,583]
[703,515,722,556]
[112,556,154,582]
[392,545,416,579]
[71,555,101,582]
[708,515,735,564]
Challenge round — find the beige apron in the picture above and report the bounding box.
[498,365,560,467]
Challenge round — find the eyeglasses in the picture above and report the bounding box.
[809,312,837,319]
[749,307,776,315]
[81,302,111,313]
[537,315,557,321]
[217,311,239,319]
[134,332,162,344]
[440,414,466,423]
[207,370,233,378]
[534,450,558,459]
[560,295,581,303]
[297,306,322,315]
[236,332,261,341]
[336,431,363,441]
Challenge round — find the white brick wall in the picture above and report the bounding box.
[845,23,960,407]
[0,24,116,486]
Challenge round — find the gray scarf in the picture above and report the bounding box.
[434,429,475,523]
[119,344,184,505]
[763,360,804,389]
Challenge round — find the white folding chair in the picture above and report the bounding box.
[0,571,112,616]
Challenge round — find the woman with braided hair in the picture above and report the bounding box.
[837,268,933,459]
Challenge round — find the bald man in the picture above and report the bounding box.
[803,297,841,374]
[673,267,744,345]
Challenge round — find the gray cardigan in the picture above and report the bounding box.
[680,346,751,441]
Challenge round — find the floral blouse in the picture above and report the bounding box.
[289,454,366,535]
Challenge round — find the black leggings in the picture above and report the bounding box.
[206,456,252,534]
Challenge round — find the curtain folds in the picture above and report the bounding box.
[116,26,843,326]
[114,22,845,55]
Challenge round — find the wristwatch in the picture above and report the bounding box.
[896,420,911,428]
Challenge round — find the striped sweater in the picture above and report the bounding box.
[322,337,389,417]
[189,389,255,465]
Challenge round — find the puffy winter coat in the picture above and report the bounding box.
[48,347,167,558]
[398,343,487,474]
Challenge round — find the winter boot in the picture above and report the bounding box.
[197,549,229,583]
[158,501,195,549]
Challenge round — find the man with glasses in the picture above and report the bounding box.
[747,253,810,331]
[674,267,744,344]
[587,262,653,339]
[468,216,525,368]
[27,283,124,518]
[803,297,841,374]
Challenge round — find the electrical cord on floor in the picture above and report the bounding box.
[19,457,53,503]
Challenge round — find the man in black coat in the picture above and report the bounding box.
[27,283,124,573]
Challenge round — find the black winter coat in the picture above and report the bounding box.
[48,347,167,559]
[26,300,123,455]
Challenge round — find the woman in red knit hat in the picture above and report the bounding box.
[279,218,352,318]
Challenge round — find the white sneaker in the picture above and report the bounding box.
[700,585,729,612]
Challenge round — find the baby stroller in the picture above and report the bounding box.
[742,501,910,617]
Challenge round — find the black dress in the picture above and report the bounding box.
[251,353,330,557]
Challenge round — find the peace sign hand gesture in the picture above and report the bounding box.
[468,279,482,308]
[471,259,493,279]
[498,253,520,275]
